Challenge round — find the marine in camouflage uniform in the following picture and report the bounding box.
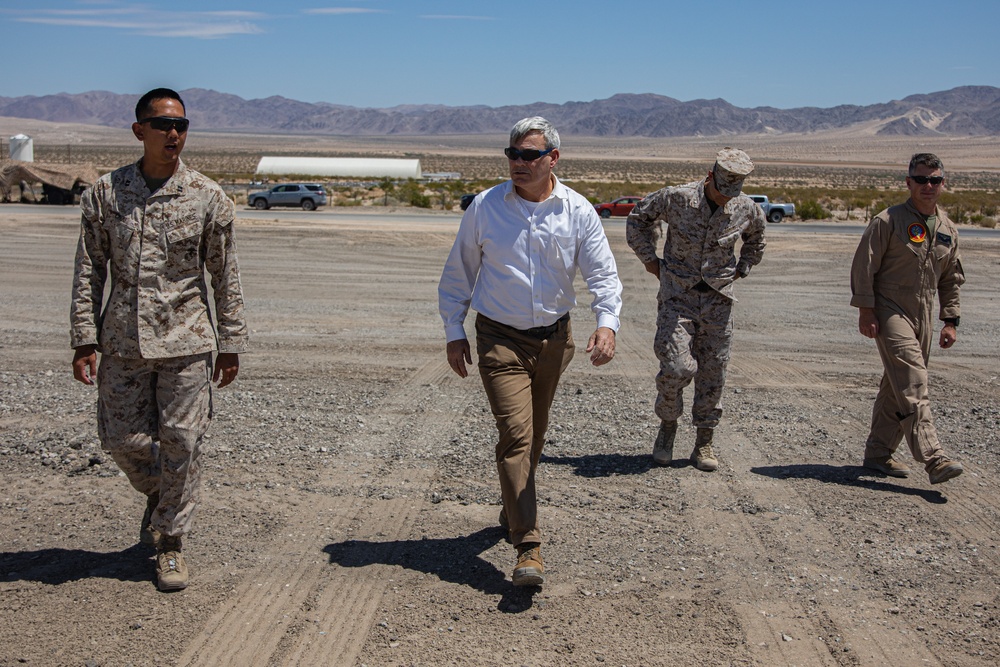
[70,88,247,590]
[626,148,766,471]
[851,152,964,485]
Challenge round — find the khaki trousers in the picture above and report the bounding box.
[97,353,213,537]
[865,311,944,468]
[476,314,575,547]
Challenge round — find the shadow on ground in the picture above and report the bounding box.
[324,526,541,612]
[540,452,655,478]
[751,464,947,504]
[0,544,153,585]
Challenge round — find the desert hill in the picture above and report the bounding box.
[1,86,999,137]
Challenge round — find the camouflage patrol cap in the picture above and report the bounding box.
[712,147,754,197]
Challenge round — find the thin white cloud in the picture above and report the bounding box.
[303,8,388,15]
[421,15,495,20]
[8,3,265,39]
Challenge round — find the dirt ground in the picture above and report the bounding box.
[1,203,999,667]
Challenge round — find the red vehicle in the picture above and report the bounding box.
[593,196,643,219]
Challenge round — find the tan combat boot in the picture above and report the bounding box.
[653,420,677,465]
[927,457,963,485]
[140,493,160,545]
[156,535,188,591]
[863,455,910,478]
[691,428,718,472]
[512,543,544,587]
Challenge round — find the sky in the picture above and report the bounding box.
[3,0,999,111]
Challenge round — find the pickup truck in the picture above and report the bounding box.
[748,195,795,223]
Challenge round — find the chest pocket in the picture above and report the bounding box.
[718,225,741,248]
[548,233,578,271]
[164,219,203,268]
[103,211,140,258]
[165,220,202,243]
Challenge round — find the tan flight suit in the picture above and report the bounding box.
[71,159,248,537]
[850,199,964,468]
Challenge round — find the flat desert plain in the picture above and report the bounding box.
[2,124,1000,667]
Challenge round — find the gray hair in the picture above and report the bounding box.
[909,152,944,176]
[510,116,560,149]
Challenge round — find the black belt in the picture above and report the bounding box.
[521,313,570,339]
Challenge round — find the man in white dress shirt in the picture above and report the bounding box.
[439,117,623,587]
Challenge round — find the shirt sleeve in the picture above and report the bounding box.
[204,191,249,353]
[737,204,767,272]
[69,185,107,349]
[438,204,483,342]
[938,235,964,321]
[625,189,666,265]
[850,215,889,309]
[578,208,623,331]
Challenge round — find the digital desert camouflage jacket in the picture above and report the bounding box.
[625,180,766,300]
[70,159,248,359]
[850,199,964,324]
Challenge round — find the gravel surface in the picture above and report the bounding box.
[1,207,999,667]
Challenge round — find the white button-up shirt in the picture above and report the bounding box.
[439,177,622,342]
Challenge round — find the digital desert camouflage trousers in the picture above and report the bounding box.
[654,287,733,429]
[97,352,213,537]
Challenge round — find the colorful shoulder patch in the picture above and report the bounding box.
[907,222,926,243]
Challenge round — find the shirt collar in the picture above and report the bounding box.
[129,158,188,196]
[503,174,568,203]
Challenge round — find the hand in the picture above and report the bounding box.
[858,308,879,339]
[939,324,957,349]
[447,339,472,378]
[643,259,661,279]
[586,327,616,366]
[213,352,240,388]
[72,345,98,385]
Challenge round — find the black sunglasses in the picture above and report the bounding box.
[504,146,555,161]
[909,175,944,185]
[139,116,190,133]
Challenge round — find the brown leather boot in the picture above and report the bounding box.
[512,543,544,587]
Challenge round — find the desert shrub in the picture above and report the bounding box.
[797,199,831,220]
[398,179,431,208]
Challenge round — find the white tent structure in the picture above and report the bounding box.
[255,157,421,179]
[9,134,33,162]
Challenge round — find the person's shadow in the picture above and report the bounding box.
[0,544,153,585]
[751,464,947,504]
[539,452,654,478]
[324,526,539,612]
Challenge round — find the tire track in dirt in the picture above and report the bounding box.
[610,315,853,664]
[176,358,462,666]
[610,332,938,665]
[720,353,975,665]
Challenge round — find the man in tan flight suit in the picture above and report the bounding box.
[851,152,964,485]
[71,88,248,590]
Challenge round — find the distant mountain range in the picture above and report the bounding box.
[2,86,1000,137]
